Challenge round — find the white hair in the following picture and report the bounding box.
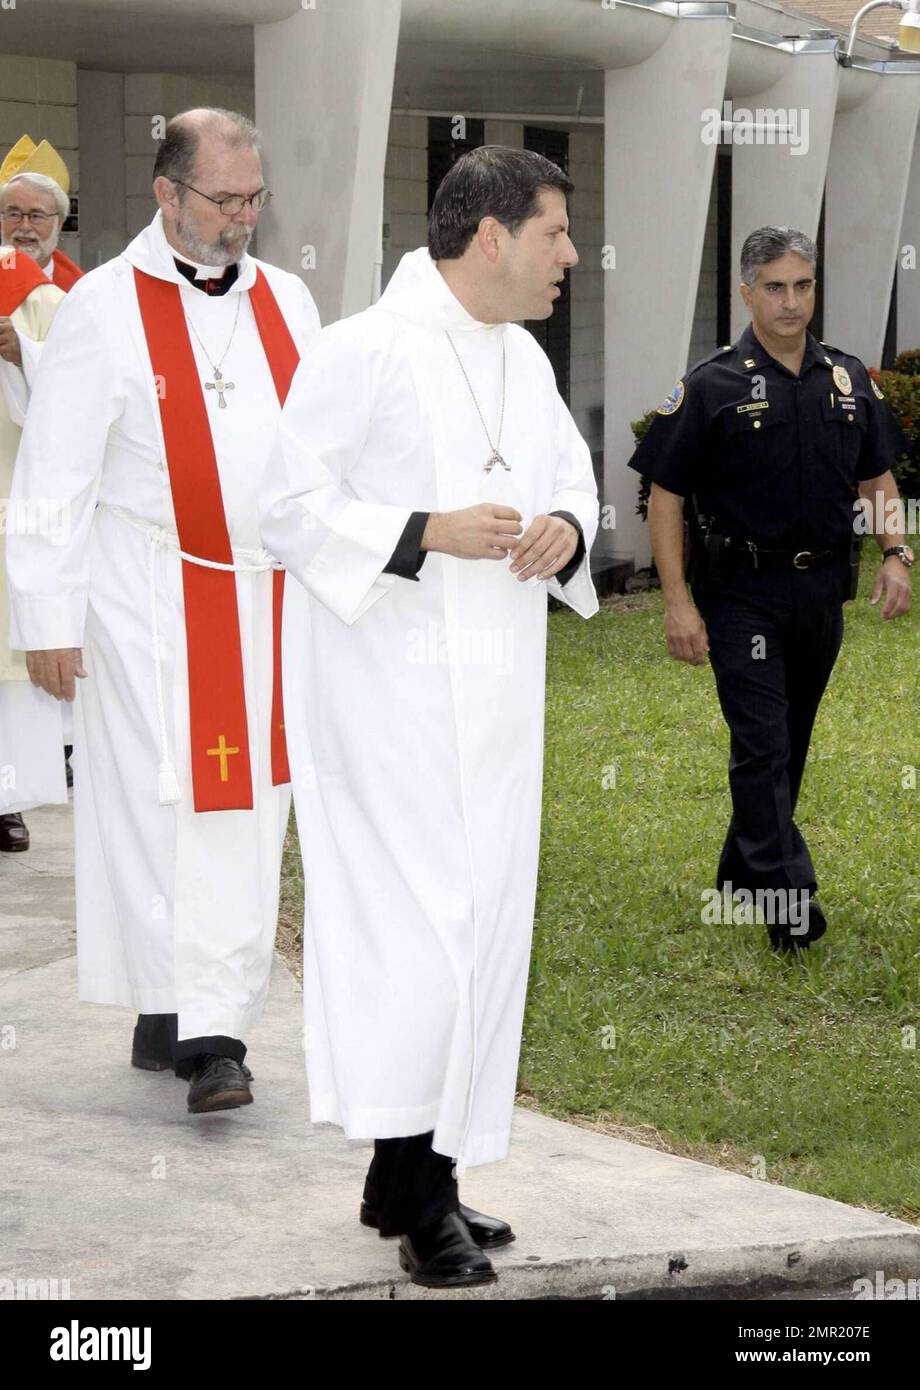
[0,172,69,219]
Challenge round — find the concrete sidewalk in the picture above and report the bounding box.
[2,804,918,1301]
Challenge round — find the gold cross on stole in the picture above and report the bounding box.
[207,733,240,782]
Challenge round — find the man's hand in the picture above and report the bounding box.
[26,648,87,701]
[664,600,710,665]
[422,504,523,560]
[870,558,912,620]
[0,316,22,368]
[508,514,579,581]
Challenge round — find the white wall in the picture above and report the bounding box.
[76,70,126,270]
[382,113,428,287]
[568,126,604,456]
[123,73,254,239]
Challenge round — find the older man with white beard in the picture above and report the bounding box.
[0,140,79,852]
[6,108,321,1113]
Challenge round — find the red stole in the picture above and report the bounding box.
[133,266,297,812]
[51,248,84,292]
[0,247,47,314]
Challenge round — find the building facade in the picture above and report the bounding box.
[3,0,920,570]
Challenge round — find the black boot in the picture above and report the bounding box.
[361,1198,514,1248]
[770,898,827,953]
[0,812,29,853]
[398,1212,497,1288]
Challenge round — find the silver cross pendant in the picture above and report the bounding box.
[205,368,235,408]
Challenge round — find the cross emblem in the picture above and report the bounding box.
[206,733,240,782]
[205,368,235,408]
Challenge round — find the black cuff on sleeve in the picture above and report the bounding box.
[549,509,586,587]
[382,511,430,581]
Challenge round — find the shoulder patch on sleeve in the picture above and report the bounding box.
[656,380,685,416]
[871,377,885,400]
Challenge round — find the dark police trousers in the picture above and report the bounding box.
[692,559,847,892]
[363,1131,460,1237]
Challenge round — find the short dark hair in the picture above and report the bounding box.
[153,107,260,187]
[740,225,817,286]
[428,145,574,260]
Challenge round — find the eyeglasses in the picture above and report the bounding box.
[0,209,59,227]
[174,182,272,216]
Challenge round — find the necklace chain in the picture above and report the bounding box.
[445,330,509,473]
[184,293,242,376]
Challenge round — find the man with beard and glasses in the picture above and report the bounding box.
[0,139,82,853]
[6,108,321,1113]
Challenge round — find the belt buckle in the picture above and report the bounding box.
[793,550,813,570]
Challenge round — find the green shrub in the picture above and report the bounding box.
[870,368,920,498]
[892,348,920,377]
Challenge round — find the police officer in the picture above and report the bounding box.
[629,225,913,951]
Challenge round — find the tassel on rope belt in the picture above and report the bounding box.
[100,503,280,806]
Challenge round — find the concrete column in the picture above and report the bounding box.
[254,0,402,326]
[896,123,920,353]
[603,14,733,569]
[729,45,839,340]
[76,70,126,269]
[825,69,920,367]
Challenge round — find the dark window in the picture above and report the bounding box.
[882,262,897,369]
[812,195,825,344]
[716,151,732,348]
[427,116,486,213]
[522,126,571,405]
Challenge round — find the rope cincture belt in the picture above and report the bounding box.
[102,502,281,807]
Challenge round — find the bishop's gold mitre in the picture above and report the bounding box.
[0,135,70,194]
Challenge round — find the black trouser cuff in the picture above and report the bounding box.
[173,1034,246,1065]
[134,1014,245,1065]
[365,1131,460,1237]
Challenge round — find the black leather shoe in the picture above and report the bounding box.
[769,898,827,953]
[131,1015,252,1081]
[186,1055,253,1113]
[0,812,29,852]
[398,1211,497,1288]
[361,1199,514,1249]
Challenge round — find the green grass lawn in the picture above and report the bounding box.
[279,556,920,1221]
[528,557,920,1220]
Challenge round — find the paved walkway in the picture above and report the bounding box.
[2,804,918,1300]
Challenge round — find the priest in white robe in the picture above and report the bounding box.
[0,141,84,849]
[7,109,320,1114]
[261,147,599,1287]
[0,248,67,849]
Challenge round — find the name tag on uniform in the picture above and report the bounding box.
[736,401,770,414]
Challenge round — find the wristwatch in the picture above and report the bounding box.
[882,545,915,567]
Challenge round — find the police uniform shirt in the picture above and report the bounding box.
[628,322,906,548]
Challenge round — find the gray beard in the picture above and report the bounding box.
[174,209,252,267]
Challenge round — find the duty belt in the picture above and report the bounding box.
[717,537,848,572]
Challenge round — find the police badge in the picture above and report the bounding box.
[832,364,852,396]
